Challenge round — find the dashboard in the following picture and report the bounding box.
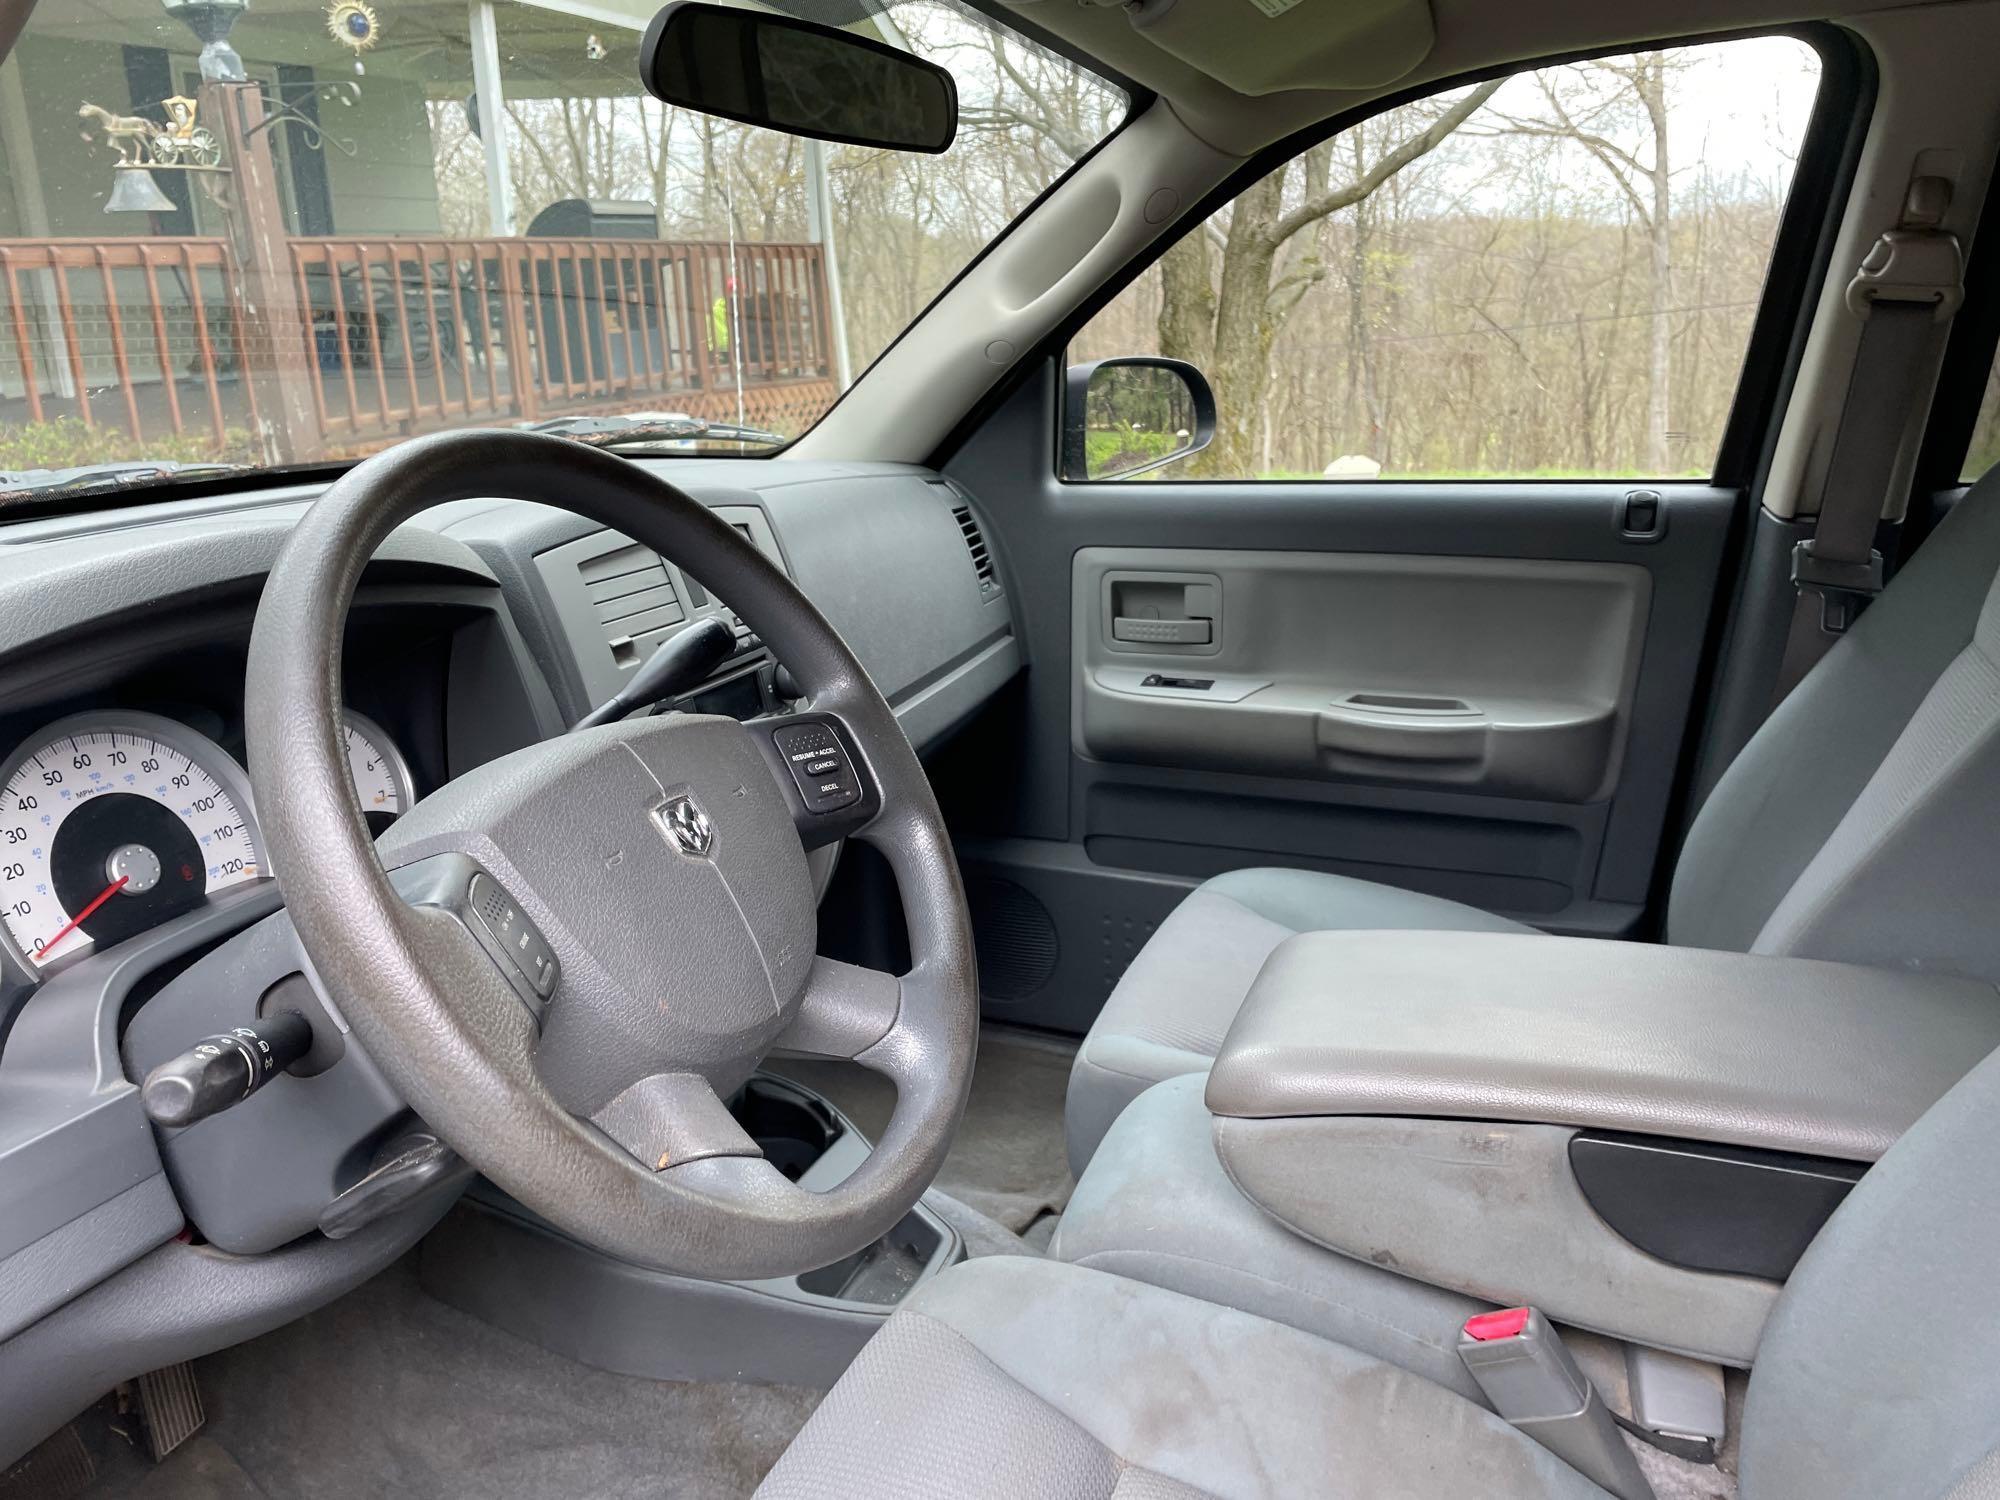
[0,455,1017,1415]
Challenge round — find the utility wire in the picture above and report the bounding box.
[1367,296,1759,349]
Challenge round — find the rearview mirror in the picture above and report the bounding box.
[640,1,958,154]
[1063,358,1217,481]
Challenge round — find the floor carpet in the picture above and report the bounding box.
[76,1259,820,1500]
[768,1023,1076,1232]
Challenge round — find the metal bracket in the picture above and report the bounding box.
[1845,176,1964,322]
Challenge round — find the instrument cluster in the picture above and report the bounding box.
[0,707,415,972]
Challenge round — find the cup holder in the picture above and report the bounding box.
[729,1075,844,1182]
[796,1210,944,1305]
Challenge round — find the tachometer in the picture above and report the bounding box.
[0,712,265,969]
[342,710,416,834]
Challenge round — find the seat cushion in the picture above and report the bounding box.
[1053,1073,1496,1406]
[1066,867,1532,1170]
[754,1256,1607,1500]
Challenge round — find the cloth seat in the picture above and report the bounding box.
[1065,868,1529,1169]
[1068,473,2000,1170]
[1053,1073,1495,1403]
[763,1040,2000,1500]
[753,1255,1608,1500]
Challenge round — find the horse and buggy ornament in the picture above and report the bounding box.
[79,97,223,170]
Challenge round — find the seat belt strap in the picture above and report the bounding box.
[1773,176,1963,703]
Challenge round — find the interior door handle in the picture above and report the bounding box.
[1113,616,1212,646]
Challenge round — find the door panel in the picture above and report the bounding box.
[939,365,1735,1035]
[1074,548,1649,803]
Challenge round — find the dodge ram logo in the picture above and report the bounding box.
[654,794,714,859]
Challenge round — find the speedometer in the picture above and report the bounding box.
[0,712,265,969]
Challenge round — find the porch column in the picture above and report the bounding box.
[803,139,852,390]
[204,79,321,463]
[469,0,516,237]
[0,62,75,400]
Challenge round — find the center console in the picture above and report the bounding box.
[1201,930,2000,1363]
[418,1073,962,1386]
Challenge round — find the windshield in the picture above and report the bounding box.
[0,0,1124,502]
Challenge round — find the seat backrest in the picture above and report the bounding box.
[1669,473,2000,984]
[1739,1040,2000,1499]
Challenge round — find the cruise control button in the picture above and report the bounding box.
[771,720,864,814]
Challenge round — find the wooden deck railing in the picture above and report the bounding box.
[0,234,837,459]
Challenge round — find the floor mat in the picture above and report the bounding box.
[769,1024,1076,1232]
[79,1259,819,1500]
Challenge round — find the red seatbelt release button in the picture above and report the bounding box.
[1463,1307,1533,1342]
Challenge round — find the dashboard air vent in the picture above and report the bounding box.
[579,540,684,653]
[952,505,996,592]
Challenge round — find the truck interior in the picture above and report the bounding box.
[2,0,1999,1494]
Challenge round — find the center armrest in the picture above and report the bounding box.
[1206,930,2000,1161]
[1202,931,2000,1365]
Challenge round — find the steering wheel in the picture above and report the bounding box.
[244,430,978,1281]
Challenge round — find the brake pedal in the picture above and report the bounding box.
[136,1360,206,1461]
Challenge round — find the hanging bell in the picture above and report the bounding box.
[105,166,177,214]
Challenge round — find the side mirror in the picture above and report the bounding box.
[639,1,958,154]
[1063,357,1217,481]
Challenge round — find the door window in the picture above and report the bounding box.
[1066,36,1824,481]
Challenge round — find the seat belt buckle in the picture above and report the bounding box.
[1791,540,1884,635]
[1457,1307,1653,1500]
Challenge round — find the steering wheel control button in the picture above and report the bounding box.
[771,722,861,814]
[389,855,560,1022]
[105,842,164,894]
[468,871,560,998]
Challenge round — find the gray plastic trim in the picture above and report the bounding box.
[0,881,282,1280]
[121,902,417,1256]
[0,507,493,671]
[0,1188,456,1470]
[0,1173,180,1343]
[430,461,1020,740]
[1074,547,1649,804]
[421,1086,962,1388]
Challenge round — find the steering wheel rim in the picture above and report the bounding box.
[245,429,978,1281]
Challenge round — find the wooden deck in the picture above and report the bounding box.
[0,235,837,459]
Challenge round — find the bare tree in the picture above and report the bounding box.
[1162,80,1502,475]
[1488,53,1678,472]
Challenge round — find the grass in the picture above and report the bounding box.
[1249,465,1711,482]
[0,417,260,474]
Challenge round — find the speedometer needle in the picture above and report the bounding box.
[41,875,129,954]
